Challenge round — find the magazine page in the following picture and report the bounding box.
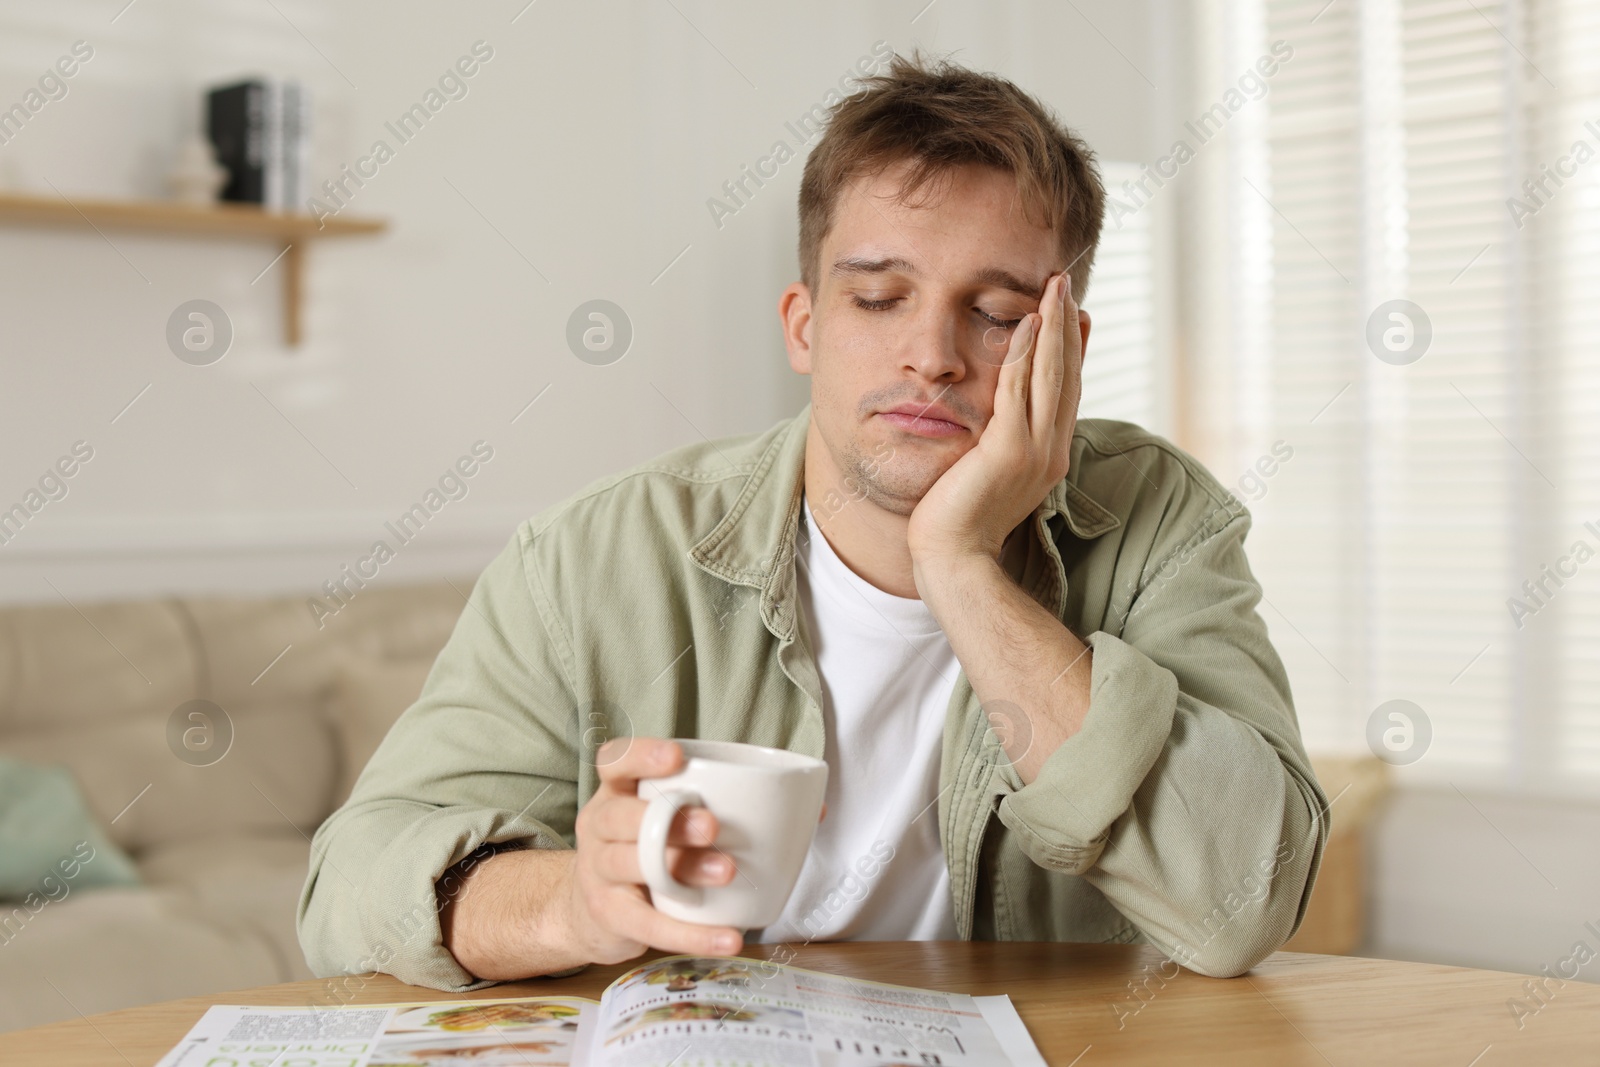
[973,996,1049,1067]
[154,995,600,1067]
[591,955,1040,1067]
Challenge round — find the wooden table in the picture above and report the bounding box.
[3,941,1593,1065]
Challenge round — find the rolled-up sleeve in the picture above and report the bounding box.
[995,505,1329,978]
[297,522,583,991]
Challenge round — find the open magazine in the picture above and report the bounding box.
[154,954,1047,1067]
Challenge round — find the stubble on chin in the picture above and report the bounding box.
[837,435,945,518]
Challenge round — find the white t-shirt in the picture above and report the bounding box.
[751,494,960,943]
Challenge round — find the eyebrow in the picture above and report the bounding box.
[830,254,1045,300]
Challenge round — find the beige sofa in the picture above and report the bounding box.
[0,577,473,1033]
[0,575,1387,1034]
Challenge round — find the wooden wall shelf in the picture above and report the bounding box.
[0,191,388,347]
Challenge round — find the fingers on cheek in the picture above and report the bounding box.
[1010,316,1036,364]
[1009,319,1037,383]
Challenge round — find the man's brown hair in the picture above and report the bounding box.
[797,50,1107,303]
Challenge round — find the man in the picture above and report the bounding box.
[298,52,1328,992]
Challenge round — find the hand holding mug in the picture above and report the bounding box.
[565,737,746,964]
[635,739,828,929]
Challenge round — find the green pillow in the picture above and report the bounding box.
[0,756,141,901]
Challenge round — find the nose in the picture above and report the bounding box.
[899,303,968,383]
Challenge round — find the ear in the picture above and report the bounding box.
[1075,307,1092,372]
[779,282,815,375]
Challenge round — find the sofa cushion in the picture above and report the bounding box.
[136,828,314,982]
[0,578,475,1034]
[326,656,437,805]
[0,600,196,735]
[184,581,468,718]
[3,698,340,857]
[0,757,140,898]
[0,885,282,1031]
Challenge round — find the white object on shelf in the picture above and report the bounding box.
[167,133,228,205]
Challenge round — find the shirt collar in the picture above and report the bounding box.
[689,403,1121,639]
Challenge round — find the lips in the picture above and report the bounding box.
[878,403,966,438]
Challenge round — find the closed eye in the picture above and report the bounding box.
[849,294,1024,329]
[980,310,1024,329]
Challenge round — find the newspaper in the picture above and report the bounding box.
[153,954,1046,1067]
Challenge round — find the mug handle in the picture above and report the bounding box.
[637,787,704,910]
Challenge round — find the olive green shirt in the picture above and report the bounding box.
[298,405,1328,989]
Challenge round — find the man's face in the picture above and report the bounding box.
[781,159,1068,517]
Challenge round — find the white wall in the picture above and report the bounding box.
[0,0,1166,605]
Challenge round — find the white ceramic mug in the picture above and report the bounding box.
[636,739,828,928]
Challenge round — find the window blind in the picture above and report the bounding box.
[1199,0,1600,792]
[1079,160,1170,435]
[1528,0,1600,778]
